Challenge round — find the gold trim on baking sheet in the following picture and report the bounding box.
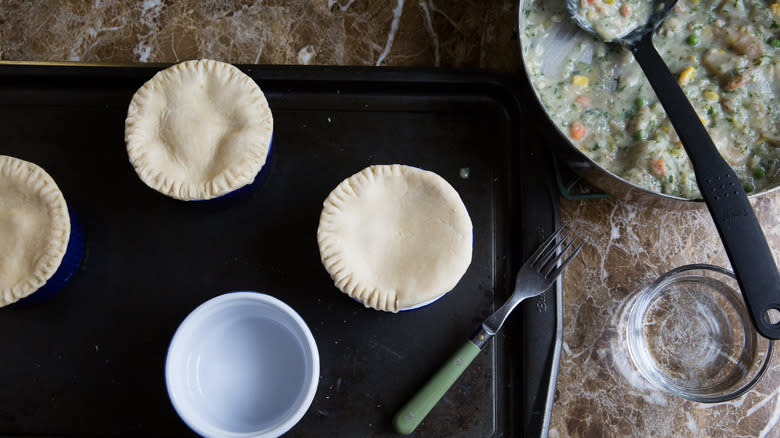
[0,60,167,68]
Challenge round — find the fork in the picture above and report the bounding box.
[392,223,585,435]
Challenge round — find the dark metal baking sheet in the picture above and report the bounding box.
[0,63,560,437]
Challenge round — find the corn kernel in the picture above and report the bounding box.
[604,0,614,4]
[772,3,780,15]
[572,75,589,87]
[698,113,709,126]
[678,66,696,85]
[703,91,719,101]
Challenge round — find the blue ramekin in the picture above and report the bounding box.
[19,203,85,304]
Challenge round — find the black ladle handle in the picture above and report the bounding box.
[630,32,780,339]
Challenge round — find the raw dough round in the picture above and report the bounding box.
[317,164,473,312]
[0,155,70,306]
[125,59,273,201]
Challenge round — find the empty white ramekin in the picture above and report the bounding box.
[165,292,319,438]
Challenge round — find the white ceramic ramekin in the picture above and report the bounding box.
[165,292,319,438]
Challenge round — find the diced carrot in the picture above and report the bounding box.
[576,95,593,107]
[569,120,586,140]
[587,0,596,5]
[620,3,630,17]
[649,159,667,177]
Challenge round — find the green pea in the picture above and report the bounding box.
[687,35,699,46]
[744,183,755,193]
[770,38,780,48]
[753,167,765,179]
[635,97,647,107]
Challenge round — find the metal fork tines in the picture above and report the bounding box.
[476,223,585,343]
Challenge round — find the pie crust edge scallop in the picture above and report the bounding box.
[0,155,70,306]
[317,164,473,312]
[124,59,273,201]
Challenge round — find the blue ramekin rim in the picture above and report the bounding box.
[18,202,85,304]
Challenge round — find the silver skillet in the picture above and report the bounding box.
[516,0,780,209]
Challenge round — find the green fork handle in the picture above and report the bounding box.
[392,340,482,435]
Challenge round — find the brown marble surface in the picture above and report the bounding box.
[2,1,779,437]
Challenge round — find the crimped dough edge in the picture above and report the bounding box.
[0,155,71,306]
[125,59,273,201]
[317,164,473,312]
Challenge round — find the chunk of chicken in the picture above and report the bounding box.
[709,127,750,165]
[718,0,747,18]
[702,48,737,79]
[713,25,763,60]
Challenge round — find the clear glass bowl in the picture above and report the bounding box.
[626,264,774,402]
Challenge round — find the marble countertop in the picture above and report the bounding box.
[2,1,779,437]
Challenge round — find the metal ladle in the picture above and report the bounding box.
[565,0,780,339]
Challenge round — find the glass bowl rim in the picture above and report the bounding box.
[626,264,774,403]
